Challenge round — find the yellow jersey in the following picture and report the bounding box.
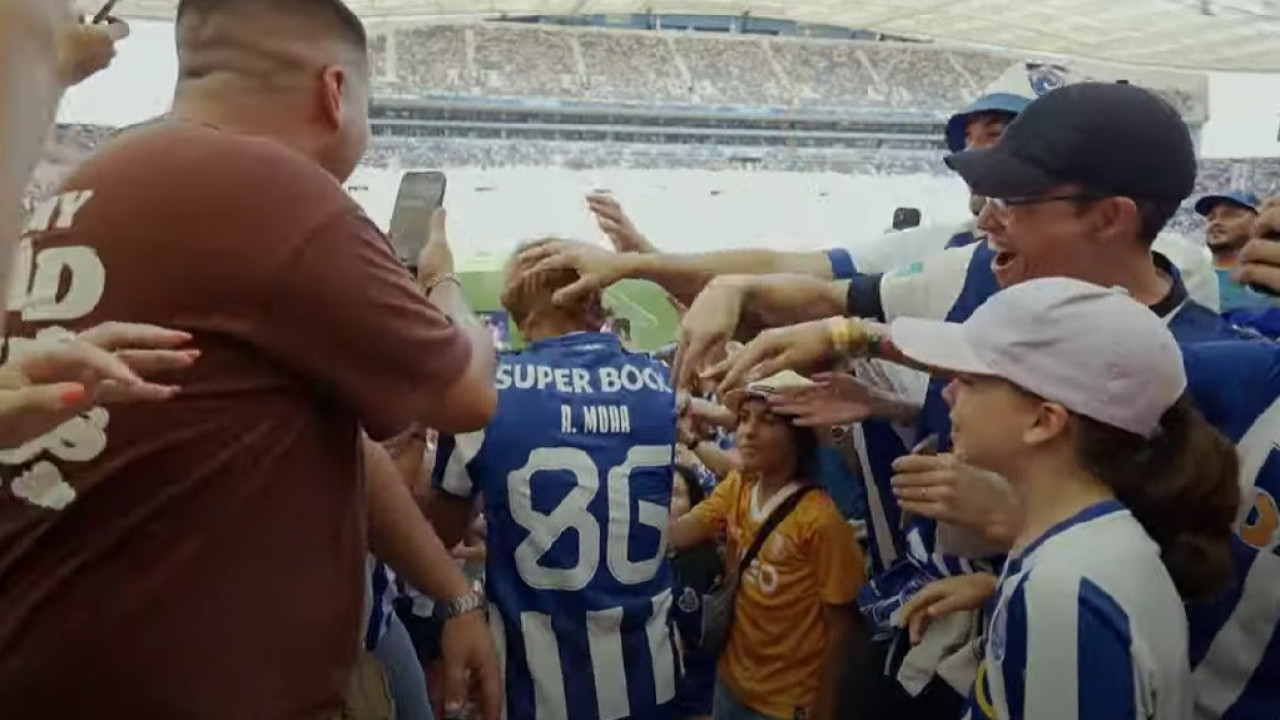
[689,471,865,718]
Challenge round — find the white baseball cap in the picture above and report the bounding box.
[889,278,1186,438]
[722,370,815,414]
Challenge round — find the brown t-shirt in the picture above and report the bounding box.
[0,123,471,718]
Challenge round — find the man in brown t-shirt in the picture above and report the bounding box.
[0,0,499,717]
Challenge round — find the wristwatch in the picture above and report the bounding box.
[441,589,486,620]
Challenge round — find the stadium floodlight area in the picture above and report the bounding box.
[118,0,1280,72]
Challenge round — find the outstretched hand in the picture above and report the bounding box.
[0,323,197,449]
[517,239,628,308]
[769,371,900,426]
[57,15,129,87]
[899,573,997,645]
[586,194,653,254]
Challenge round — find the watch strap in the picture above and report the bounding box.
[442,589,486,619]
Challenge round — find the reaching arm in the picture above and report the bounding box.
[0,1,71,314]
[256,210,496,442]
[687,397,737,429]
[689,441,739,480]
[364,436,471,603]
[427,431,486,550]
[668,513,720,552]
[427,491,475,552]
[584,193,855,305]
[616,250,842,309]
[672,472,741,550]
[385,427,428,486]
[419,278,498,434]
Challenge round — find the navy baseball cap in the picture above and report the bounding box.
[1194,190,1260,217]
[944,83,1197,203]
[945,93,1031,153]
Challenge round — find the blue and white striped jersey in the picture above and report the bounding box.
[962,500,1193,720]
[860,241,1280,718]
[434,332,679,720]
[1179,340,1280,720]
[364,557,396,651]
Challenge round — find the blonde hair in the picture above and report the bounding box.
[501,237,605,331]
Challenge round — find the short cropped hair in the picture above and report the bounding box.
[502,238,605,329]
[176,0,368,51]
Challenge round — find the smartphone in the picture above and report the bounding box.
[892,207,922,231]
[388,171,447,269]
[92,0,122,24]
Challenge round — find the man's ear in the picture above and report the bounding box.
[318,65,347,131]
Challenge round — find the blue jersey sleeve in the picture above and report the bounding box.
[826,248,857,279]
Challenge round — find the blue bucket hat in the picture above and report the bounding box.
[945,92,1031,153]
[1194,190,1260,217]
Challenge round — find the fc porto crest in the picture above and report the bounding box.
[1025,63,1071,97]
[678,586,700,613]
[988,597,1009,663]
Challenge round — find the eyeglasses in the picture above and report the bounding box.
[982,193,1110,215]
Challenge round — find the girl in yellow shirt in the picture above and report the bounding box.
[669,373,866,720]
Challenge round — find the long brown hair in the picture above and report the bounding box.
[1075,395,1240,603]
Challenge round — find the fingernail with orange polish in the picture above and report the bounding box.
[60,384,88,407]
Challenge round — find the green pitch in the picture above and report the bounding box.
[458,272,680,351]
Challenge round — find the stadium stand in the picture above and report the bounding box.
[371,23,1010,116]
[32,20,1264,238]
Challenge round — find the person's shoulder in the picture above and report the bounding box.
[112,122,316,166]
[1025,512,1162,596]
[106,122,357,207]
[1182,336,1280,392]
[715,470,745,494]
[795,485,852,528]
[1035,509,1154,560]
[1171,299,1258,341]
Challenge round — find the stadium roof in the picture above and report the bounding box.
[119,0,1280,72]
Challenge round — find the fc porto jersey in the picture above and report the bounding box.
[961,501,1193,720]
[873,242,1280,718]
[1179,340,1280,720]
[434,332,678,720]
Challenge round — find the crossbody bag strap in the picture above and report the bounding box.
[735,485,816,576]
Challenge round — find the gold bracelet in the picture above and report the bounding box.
[827,316,856,355]
[422,272,462,296]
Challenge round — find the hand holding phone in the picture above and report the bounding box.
[91,0,120,24]
[389,171,448,271]
[414,208,453,283]
[57,1,128,87]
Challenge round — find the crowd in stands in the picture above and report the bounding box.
[372,24,1007,115]
[368,24,1206,121]
[38,123,1280,239]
